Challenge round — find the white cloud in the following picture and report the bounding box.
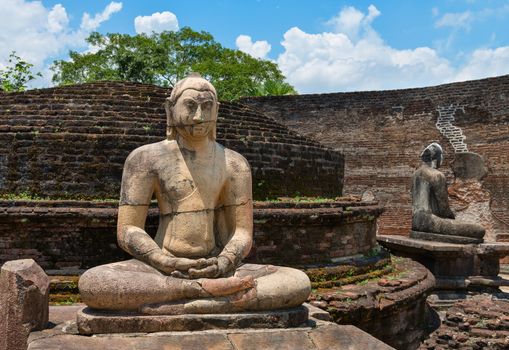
[326,4,380,40]
[434,5,509,32]
[235,35,271,59]
[456,46,509,81]
[277,5,453,93]
[432,5,509,53]
[275,5,509,93]
[435,11,474,30]
[47,4,69,33]
[81,2,122,31]
[0,1,122,87]
[134,11,179,34]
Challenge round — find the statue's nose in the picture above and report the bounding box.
[193,105,204,123]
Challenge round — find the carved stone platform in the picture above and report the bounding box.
[28,305,394,350]
[77,306,309,335]
[378,235,509,290]
[410,230,483,244]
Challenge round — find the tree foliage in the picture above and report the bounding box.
[248,80,297,96]
[51,27,296,100]
[0,52,42,92]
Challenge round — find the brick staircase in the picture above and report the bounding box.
[435,105,468,153]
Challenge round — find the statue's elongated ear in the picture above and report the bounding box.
[164,98,177,140]
[207,101,219,141]
[164,98,172,121]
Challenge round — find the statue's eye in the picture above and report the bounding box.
[185,101,197,110]
[201,102,212,110]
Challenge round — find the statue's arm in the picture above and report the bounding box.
[217,152,254,276]
[218,201,253,269]
[117,148,210,274]
[433,173,455,219]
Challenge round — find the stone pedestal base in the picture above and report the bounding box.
[410,230,483,244]
[378,235,509,291]
[28,305,393,350]
[77,306,309,335]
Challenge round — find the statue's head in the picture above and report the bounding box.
[165,73,219,141]
[420,142,443,169]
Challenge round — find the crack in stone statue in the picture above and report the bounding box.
[78,74,311,315]
[158,201,253,219]
[410,142,486,244]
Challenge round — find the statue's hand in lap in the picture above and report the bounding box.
[174,255,236,279]
[149,250,217,277]
[215,255,236,276]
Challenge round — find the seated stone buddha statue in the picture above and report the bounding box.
[410,142,485,244]
[78,74,311,315]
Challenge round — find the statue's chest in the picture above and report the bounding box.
[156,157,226,208]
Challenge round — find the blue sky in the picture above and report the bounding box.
[1,0,509,93]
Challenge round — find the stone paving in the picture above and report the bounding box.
[420,294,509,350]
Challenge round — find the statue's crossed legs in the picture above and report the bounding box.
[79,259,311,314]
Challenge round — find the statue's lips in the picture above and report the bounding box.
[190,124,209,136]
[193,125,206,131]
[171,120,215,127]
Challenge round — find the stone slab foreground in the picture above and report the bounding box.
[28,305,394,350]
[0,259,49,350]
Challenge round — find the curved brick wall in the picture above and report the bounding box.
[239,75,509,238]
[0,200,382,270]
[0,82,344,200]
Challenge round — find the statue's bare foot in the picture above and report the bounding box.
[201,276,255,297]
[235,264,278,279]
[229,287,257,307]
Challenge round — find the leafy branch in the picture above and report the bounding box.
[0,51,42,92]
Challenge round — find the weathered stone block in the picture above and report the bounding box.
[0,259,49,350]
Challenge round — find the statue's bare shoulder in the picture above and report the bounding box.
[120,141,180,206]
[223,147,251,176]
[124,140,179,170]
[415,164,445,182]
[221,146,252,204]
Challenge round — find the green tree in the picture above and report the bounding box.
[51,27,296,100]
[0,51,42,92]
[248,80,297,96]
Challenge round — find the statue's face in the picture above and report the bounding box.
[421,143,444,169]
[172,89,217,140]
[435,152,443,168]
